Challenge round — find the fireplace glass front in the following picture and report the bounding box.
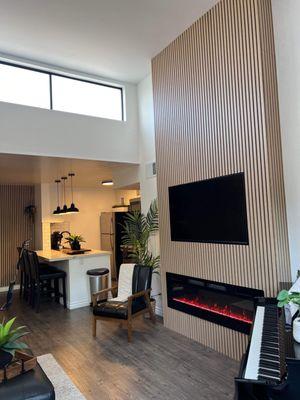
[166,273,264,334]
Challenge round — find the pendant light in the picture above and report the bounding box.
[61,176,69,214]
[67,172,79,213]
[53,179,62,215]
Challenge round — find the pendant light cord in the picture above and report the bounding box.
[61,177,67,205]
[69,173,75,204]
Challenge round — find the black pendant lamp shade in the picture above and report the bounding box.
[67,173,79,213]
[61,176,68,214]
[53,179,62,215]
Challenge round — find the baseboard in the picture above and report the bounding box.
[0,284,20,293]
[66,299,90,310]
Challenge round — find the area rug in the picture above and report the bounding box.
[37,354,86,400]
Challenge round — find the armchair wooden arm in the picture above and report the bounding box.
[92,286,118,306]
[127,288,151,302]
[127,288,152,318]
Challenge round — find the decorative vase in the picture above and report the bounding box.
[0,350,13,369]
[293,317,300,343]
[71,241,81,251]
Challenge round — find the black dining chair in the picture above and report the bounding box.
[26,250,67,312]
[17,239,31,299]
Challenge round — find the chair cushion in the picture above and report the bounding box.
[93,299,146,320]
[0,363,55,400]
[39,266,66,280]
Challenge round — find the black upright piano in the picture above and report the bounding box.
[235,298,300,399]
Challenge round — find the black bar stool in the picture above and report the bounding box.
[26,250,67,312]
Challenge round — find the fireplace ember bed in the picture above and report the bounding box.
[166,273,264,334]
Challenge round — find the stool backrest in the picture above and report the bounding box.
[22,249,32,278]
[26,250,40,281]
[17,247,25,272]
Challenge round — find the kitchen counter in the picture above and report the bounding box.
[36,249,111,310]
[36,249,111,262]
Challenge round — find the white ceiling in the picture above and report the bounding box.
[0,0,218,83]
[0,153,138,188]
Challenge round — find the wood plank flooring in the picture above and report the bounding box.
[3,294,238,400]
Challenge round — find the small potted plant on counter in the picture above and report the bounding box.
[277,290,300,343]
[0,317,29,369]
[65,234,85,251]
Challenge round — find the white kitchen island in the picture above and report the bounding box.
[36,249,111,310]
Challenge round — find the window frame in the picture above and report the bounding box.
[0,60,124,121]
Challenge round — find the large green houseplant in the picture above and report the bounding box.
[121,199,160,274]
[0,317,29,368]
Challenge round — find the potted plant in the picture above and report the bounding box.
[277,290,300,342]
[122,199,160,314]
[0,317,29,369]
[65,234,85,251]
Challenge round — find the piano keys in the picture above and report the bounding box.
[235,298,300,400]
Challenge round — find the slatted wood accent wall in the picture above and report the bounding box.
[152,0,291,359]
[0,185,35,287]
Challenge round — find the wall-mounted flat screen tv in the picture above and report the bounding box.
[168,172,249,245]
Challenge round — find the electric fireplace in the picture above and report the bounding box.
[166,273,264,334]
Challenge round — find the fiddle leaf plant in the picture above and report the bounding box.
[121,199,160,274]
[277,290,300,308]
[0,317,29,356]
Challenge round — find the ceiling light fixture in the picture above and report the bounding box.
[60,176,69,214]
[101,179,114,186]
[67,172,79,213]
[53,179,62,215]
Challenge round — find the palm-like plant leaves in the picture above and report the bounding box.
[121,199,160,273]
[0,318,29,357]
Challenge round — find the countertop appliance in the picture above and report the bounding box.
[100,212,127,280]
[51,231,70,250]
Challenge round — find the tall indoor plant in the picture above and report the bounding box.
[121,199,160,274]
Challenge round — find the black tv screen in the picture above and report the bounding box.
[168,173,249,245]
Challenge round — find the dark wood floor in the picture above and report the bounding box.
[3,293,238,400]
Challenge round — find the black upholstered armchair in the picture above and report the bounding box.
[92,264,156,342]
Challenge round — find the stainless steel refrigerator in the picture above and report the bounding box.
[100,212,127,280]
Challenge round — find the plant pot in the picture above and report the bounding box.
[144,298,156,319]
[0,350,13,369]
[293,317,300,343]
[70,241,81,251]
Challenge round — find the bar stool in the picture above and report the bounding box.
[26,250,67,312]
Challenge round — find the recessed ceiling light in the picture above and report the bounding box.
[101,180,114,186]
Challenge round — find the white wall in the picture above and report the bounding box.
[272,0,300,280]
[0,82,139,164]
[137,74,162,315]
[137,74,157,212]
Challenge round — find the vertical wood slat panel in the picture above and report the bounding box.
[151,0,291,360]
[0,185,35,287]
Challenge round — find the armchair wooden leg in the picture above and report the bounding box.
[93,317,97,337]
[127,320,132,342]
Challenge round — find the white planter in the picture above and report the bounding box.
[151,273,163,316]
[293,317,300,343]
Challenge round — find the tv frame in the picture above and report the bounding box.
[168,172,249,246]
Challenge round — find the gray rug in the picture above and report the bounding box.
[38,354,86,400]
